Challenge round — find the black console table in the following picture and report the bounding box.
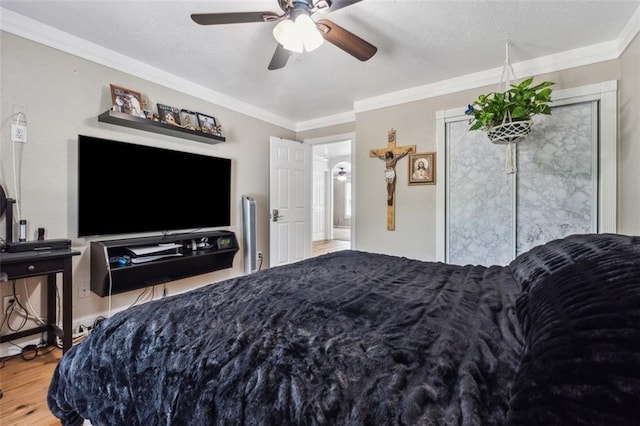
[0,249,80,353]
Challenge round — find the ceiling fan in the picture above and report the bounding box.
[191,0,377,70]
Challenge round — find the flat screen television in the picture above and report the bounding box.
[78,135,231,237]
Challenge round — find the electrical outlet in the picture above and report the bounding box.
[11,123,28,143]
[3,295,19,312]
[78,281,91,299]
[72,322,82,337]
[257,251,263,260]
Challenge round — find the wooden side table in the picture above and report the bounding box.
[0,249,80,353]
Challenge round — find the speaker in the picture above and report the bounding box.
[242,195,257,274]
[4,197,15,243]
[5,238,71,253]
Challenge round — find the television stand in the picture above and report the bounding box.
[90,230,238,296]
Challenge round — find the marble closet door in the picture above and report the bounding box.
[516,102,596,255]
[446,101,597,266]
[447,120,514,266]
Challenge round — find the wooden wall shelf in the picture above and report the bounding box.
[98,110,226,144]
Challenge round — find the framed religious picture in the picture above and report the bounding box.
[110,84,144,117]
[408,152,436,185]
[157,103,181,126]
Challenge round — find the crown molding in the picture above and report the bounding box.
[617,4,640,55]
[0,8,297,131]
[353,39,621,114]
[295,111,355,132]
[2,5,638,132]
[353,5,639,117]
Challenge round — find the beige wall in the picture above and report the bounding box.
[0,32,294,327]
[1,29,638,345]
[306,59,636,261]
[618,33,640,235]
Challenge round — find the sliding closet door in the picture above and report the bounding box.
[446,101,598,266]
[447,120,514,266]
[516,102,597,255]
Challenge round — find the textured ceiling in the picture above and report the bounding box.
[1,0,638,129]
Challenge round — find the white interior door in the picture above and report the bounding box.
[269,136,312,267]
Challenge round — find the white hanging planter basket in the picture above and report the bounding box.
[487,119,532,145]
[466,42,554,175]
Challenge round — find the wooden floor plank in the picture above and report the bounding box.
[312,239,350,257]
[0,348,62,426]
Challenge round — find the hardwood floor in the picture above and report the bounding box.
[312,238,350,257]
[0,235,352,425]
[0,347,62,425]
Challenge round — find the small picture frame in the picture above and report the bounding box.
[196,112,218,134]
[110,84,144,117]
[157,103,181,126]
[408,152,436,185]
[180,109,200,131]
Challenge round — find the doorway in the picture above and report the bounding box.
[310,137,353,257]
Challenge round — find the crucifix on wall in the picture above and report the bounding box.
[369,129,416,230]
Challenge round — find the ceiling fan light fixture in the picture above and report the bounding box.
[273,12,324,53]
[190,0,374,70]
[273,19,303,52]
[295,14,324,52]
[337,167,348,181]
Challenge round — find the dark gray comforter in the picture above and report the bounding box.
[48,250,524,425]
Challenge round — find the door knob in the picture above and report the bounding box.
[271,209,284,222]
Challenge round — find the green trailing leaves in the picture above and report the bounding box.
[465,78,555,132]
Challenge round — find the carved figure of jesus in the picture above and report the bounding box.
[376,149,410,205]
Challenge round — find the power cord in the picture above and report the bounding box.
[1,283,28,332]
[0,332,57,363]
[1,302,27,332]
[258,252,264,270]
[1,280,46,333]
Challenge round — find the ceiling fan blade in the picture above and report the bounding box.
[191,11,280,25]
[316,19,377,61]
[326,0,363,13]
[268,44,292,70]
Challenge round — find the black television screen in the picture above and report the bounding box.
[78,135,231,237]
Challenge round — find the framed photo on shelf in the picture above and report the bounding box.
[408,152,436,185]
[110,84,144,117]
[196,112,218,134]
[157,104,181,126]
[180,109,200,131]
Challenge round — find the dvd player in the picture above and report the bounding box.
[4,239,71,253]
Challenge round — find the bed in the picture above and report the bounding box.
[48,233,640,425]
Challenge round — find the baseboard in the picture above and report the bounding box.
[0,300,177,358]
[0,335,42,358]
[0,313,107,358]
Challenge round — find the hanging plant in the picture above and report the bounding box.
[465,77,554,142]
[464,42,556,174]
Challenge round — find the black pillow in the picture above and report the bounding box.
[509,233,640,293]
[507,254,640,425]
